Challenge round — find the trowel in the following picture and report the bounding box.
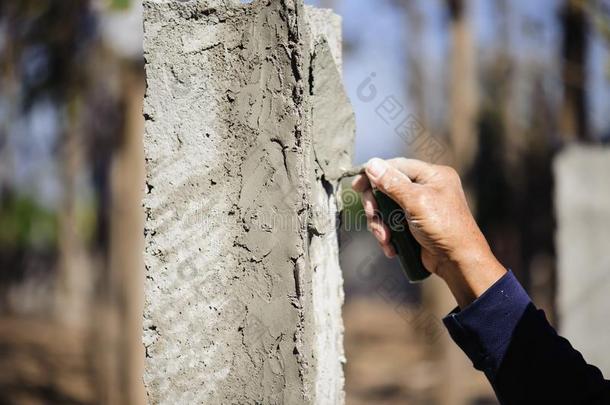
[337,166,431,283]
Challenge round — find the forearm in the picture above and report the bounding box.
[437,244,507,309]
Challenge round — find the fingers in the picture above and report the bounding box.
[352,158,435,190]
[354,157,429,259]
[351,173,370,192]
[369,219,396,258]
[380,241,396,258]
[361,188,396,258]
[365,158,418,207]
[369,218,391,244]
[361,189,376,217]
[386,158,436,184]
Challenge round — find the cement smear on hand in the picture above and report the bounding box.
[143,1,354,403]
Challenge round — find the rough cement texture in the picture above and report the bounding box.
[307,7,352,404]
[555,146,610,376]
[143,1,353,403]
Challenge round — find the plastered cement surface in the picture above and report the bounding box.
[143,1,353,403]
[307,7,353,404]
[555,146,610,376]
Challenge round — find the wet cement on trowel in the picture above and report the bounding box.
[143,1,354,403]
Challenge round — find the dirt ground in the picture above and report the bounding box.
[0,299,498,404]
[344,297,498,405]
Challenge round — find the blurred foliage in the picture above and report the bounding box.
[0,1,95,111]
[0,0,103,250]
[0,194,57,249]
[341,184,367,231]
[0,192,98,251]
[110,0,131,10]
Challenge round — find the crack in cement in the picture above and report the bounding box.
[143,1,353,403]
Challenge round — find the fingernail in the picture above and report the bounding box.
[366,158,387,179]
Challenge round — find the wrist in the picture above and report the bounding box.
[437,246,506,308]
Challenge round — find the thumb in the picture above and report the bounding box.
[365,158,416,207]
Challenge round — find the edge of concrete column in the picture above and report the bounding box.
[142,1,354,403]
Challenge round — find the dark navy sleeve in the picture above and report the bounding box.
[442,271,530,378]
[443,271,610,404]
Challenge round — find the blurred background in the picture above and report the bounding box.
[0,0,609,404]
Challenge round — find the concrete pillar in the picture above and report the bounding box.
[142,1,353,403]
[555,145,610,375]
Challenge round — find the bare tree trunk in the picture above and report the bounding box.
[403,0,428,129]
[420,2,493,405]
[497,0,521,167]
[107,61,145,405]
[447,0,478,174]
[560,0,589,141]
[0,2,144,402]
[56,97,94,326]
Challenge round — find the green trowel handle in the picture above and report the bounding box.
[372,189,430,283]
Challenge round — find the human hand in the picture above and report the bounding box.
[352,158,506,306]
